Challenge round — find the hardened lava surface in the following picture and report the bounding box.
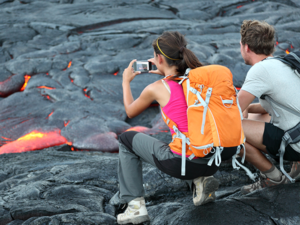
[0,0,299,224]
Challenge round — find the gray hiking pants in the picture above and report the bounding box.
[118,131,237,203]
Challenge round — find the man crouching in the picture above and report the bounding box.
[237,20,300,194]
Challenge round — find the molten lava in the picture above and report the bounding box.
[236,5,243,8]
[113,71,119,76]
[46,111,54,119]
[83,88,93,100]
[286,49,290,54]
[20,75,31,91]
[63,61,72,71]
[64,120,70,127]
[125,126,150,133]
[1,136,11,141]
[37,86,56,90]
[68,61,72,68]
[0,129,72,154]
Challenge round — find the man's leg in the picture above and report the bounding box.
[239,119,286,194]
[239,119,273,172]
[247,112,271,122]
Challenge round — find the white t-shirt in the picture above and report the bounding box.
[241,57,300,152]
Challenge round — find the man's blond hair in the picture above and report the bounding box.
[240,20,275,55]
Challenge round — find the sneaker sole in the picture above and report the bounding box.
[117,215,150,224]
[194,177,219,206]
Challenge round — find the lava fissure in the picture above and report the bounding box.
[83,88,93,100]
[46,110,54,119]
[20,75,31,91]
[37,86,56,90]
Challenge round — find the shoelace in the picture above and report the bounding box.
[249,174,268,191]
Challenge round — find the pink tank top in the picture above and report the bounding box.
[162,80,188,135]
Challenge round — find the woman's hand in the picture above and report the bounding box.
[123,59,141,83]
[148,58,164,76]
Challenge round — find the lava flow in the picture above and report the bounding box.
[37,86,56,90]
[83,88,93,100]
[63,61,72,71]
[125,126,150,133]
[20,75,31,91]
[0,129,72,154]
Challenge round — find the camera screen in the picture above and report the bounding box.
[136,61,149,72]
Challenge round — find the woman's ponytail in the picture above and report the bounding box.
[152,31,202,77]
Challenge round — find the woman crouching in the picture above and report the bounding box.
[117,31,240,224]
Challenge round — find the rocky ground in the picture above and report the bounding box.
[0,0,300,224]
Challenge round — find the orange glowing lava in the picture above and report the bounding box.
[68,61,72,68]
[113,71,119,76]
[83,88,92,100]
[46,111,54,119]
[64,120,70,127]
[0,129,72,154]
[63,61,72,71]
[20,75,31,91]
[291,45,294,49]
[71,147,75,151]
[286,49,290,54]
[37,86,56,90]
[236,87,241,90]
[1,136,11,141]
[236,5,243,8]
[125,126,150,133]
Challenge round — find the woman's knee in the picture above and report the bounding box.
[119,131,139,150]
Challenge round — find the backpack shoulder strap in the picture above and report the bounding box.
[271,57,294,68]
[261,95,300,117]
[290,52,300,64]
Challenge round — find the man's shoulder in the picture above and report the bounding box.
[247,60,269,77]
[248,57,289,77]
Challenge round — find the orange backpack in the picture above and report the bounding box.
[161,65,254,179]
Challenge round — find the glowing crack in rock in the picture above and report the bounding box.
[68,61,72,68]
[63,61,72,71]
[64,120,70,127]
[37,86,56,90]
[20,75,31,91]
[46,111,54,119]
[0,129,72,154]
[125,126,150,133]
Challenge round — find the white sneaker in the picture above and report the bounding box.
[193,176,219,206]
[117,197,150,224]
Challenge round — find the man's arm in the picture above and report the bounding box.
[238,90,256,112]
[247,103,267,114]
[238,90,267,116]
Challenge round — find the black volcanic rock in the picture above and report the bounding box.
[0,147,298,224]
[0,0,300,224]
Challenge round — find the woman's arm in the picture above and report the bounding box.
[123,60,156,118]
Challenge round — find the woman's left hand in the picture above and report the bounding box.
[123,59,141,83]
